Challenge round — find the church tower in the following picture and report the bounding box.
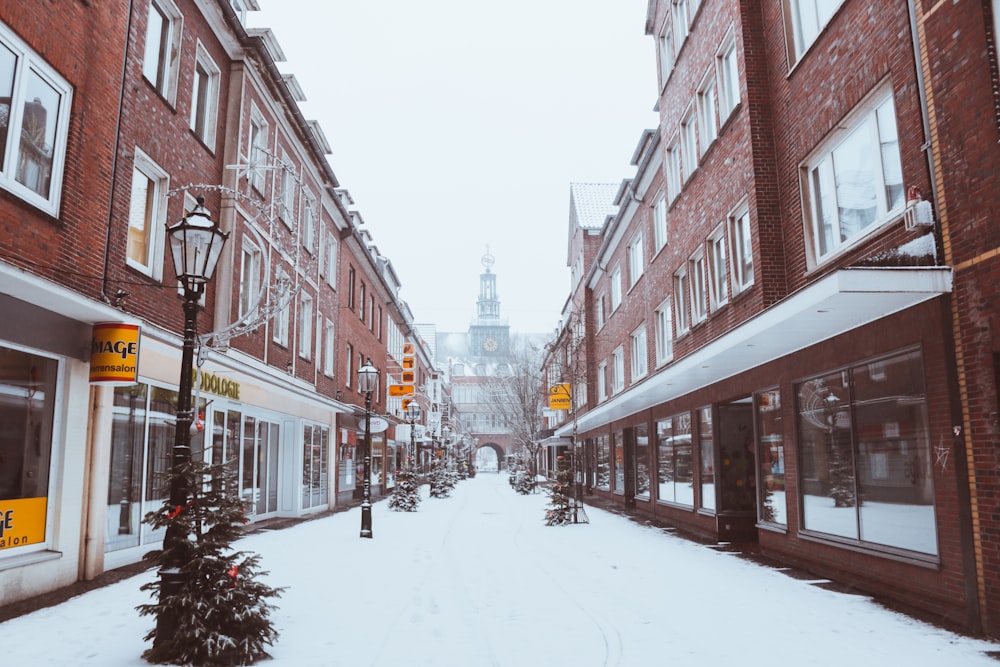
[468,246,510,358]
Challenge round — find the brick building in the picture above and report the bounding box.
[543,0,1000,636]
[0,0,434,607]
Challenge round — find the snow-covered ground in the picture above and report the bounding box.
[3,473,999,666]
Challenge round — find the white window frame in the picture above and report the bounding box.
[301,190,316,253]
[627,231,644,288]
[657,17,675,90]
[597,361,608,401]
[610,266,623,311]
[653,193,668,253]
[689,249,707,325]
[189,42,220,148]
[248,105,268,192]
[697,69,718,154]
[665,136,682,202]
[801,83,903,266]
[324,232,337,287]
[323,318,335,376]
[279,150,295,227]
[612,347,625,394]
[273,268,290,346]
[729,203,754,294]
[680,105,699,182]
[238,240,261,320]
[630,325,648,381]
[717,28,740,120]
[0,23,73,215]
[655,298,674,365]
[595,292,606,330]
[126,148,168,279]
[142,0,183,105]
[673,0,691,46]
[298,292,313,360]
[674,267,690,335]
[345,344,353,388]
[787,0,844,62]
[707,224,728,311]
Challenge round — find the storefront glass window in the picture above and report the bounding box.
[0,347,57,553]
[613,431,624,494]
[635,423,650,500]
[107,385,148,551]
[302,423,329,509]
[699,407,716,511]
[796,349,937,554]
[656,413,693,506]
[596,435,610,490]
[756,390,786,525]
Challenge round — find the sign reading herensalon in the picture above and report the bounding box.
[90,323,141,384]
[0,497,47,550]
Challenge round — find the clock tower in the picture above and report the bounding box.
[469,246,510,358]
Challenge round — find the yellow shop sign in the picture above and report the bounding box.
[0,497,47,550]
[90,322,141,384]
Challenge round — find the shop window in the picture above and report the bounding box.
[613,431,624,494]
[0,347,57,554]
[0,23,73,215]
[756,389,786,525]
[656,413,693,506]
[596,434,610,491]
[795,348,937,555]
[301,423,329,510]
[699,406,716,511]
[635,423,650,500]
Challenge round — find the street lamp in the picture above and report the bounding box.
[155,197,229,647]
[405,402,421,472]
[357,358,380,538]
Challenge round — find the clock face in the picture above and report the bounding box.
[482,336,499,352]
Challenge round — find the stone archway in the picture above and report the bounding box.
[474,441,507,472]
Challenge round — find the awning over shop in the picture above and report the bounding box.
[557,267,951,436]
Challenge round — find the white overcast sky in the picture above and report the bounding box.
[249,0,658,334]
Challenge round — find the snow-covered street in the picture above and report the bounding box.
[3,473,1000,666]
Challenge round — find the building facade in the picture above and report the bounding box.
[543,0,1000,636]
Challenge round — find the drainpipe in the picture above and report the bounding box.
[907,0,984,634]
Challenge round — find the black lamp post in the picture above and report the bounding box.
[405,402,421,473]
[155,197,229,646]
[357,358,379,538]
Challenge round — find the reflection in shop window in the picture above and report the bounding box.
[635,423,650,500]
[302,424,329,510]
[699,407,716,511]
[656,413,693,506]
[613,431,624,493]
[795,349,937,555]
[596,434,610,491]
[756,389,786,525]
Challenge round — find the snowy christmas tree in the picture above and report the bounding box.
[388,468,421,511]
[429,458,455,498]
[137,458,283,666]
[544,455,574,525]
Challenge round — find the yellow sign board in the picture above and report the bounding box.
[402,398,414,410]
[549,384,571,410]
[389,384,415,397]
[90,322,141,384]
[401,357,415,370]
[401,370,415,384]
[0,496,47,550]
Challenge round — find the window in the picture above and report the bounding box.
[142,0,182,103]
[665,137,682,202]
[656,413,693,506]
[301,424,329,510]
[358,282,366,320]
[680,106,698,182]
[803,85,903,264]
[369,295,376,331]
[788,0,844,60]
[238,242,261,319]
[190,43,220,147]
[323,319,335,376]
[689,249,707,324]
[674,267,690,334]
[757,389,786,525]
[0,24,73,214]
[657,18,674,89]
[597,361,608,401]
[795,349,936,555]
[635,423,651,500]
[698,406,716,511]
[298,293,313,359]
[630,325,648,380]
[707,225,728,311]
[717,29,740,119]
[673,0,690,45]
[248,106,268,192]
[595,292,606,329]
[627,232,644,287]
[729,204,754,294]
[654,299,674,365]
[596,435,610,490]
[324,232,337,287]
[347,266,356,310]
[344,344,353,388]
[272,268,289,347]
[697,70,718,153]
[610,266,622,311]
[653,194,668,253]
[126,149,168,279]
[279,151,295,225]
[612,346,625,394]
[301,191,316,253]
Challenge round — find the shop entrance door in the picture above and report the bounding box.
[240,416,280,516]
[716,399,758,542]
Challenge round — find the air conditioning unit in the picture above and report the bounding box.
[904,186,934,231]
